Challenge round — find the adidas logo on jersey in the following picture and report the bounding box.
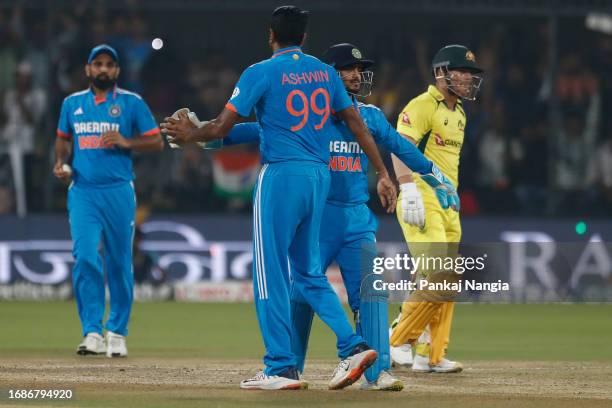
[74,107,84,116]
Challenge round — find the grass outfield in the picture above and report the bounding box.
[1,302,611,408]
[1,302,611,361]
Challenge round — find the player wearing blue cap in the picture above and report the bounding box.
[162,6,400,391]
[203,43,459,391]
[53,44,163,358]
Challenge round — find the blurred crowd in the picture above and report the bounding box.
[0,3,611,217]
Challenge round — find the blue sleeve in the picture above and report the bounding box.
[225,122,262,146]
[329,67,352,112]
[226,64,269,117]
[56,98,72,139]
[369,107,433,175]
[132,96,159,136]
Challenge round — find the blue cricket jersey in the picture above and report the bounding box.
[226,46,352,165]
[56,86,159,186]
[226,101,434,205]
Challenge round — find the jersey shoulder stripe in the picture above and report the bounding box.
[64,88,90,101]
[357,102,381,112]
[116,87,143,99]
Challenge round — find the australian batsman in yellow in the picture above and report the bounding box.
[389,44,484,373]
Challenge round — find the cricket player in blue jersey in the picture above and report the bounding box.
[53,44,163,358]
[214,43,459,391]
[162,6,399,391]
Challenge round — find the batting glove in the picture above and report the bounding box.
[420,163,460,211]
[400,182,425,228]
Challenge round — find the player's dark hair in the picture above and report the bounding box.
[270,5,309,47]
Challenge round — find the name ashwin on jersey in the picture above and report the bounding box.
[281,70,330,85]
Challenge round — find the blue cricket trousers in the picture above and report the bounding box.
[252,162,364,376]
[68,181,136,337]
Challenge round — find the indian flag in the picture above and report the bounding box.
[212,151,261,199]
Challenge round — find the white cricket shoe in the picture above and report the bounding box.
[389,335,413,367]
[105,331,128,358]
[431,358,463,373]
[411,352,432,373]
[240,369,307,390]
[76,332,106,355]
[359,370,404,391]
[329,346,378,390]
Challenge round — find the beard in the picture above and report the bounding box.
[90,74,116,90]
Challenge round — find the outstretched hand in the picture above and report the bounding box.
[377,175,397,213]
[161,110,198,145]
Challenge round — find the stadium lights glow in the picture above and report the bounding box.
[152,38,164,50]
[585,13,612,34]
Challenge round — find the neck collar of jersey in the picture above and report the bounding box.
[428,84,462,105]
[427,85,446,102]
[272,46,302,58]
[90,84,118,105]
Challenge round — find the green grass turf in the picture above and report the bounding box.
[1,302,611,361]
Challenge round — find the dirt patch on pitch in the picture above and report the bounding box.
[1,358,611,407]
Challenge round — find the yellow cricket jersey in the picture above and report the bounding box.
[396,85,466,189]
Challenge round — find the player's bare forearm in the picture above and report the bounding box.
[54,137,73,182]
[392,155,414,184]
[397,173,413,183]
[101,131,163,151]
[338,107,388,177]
[127,133,164,152]
[193,108,239,141]
[54,137,72,165]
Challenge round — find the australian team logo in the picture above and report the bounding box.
[434,133,445,146]
[401,112,411,125]
[109,105,121,117]
[466,50,476,62]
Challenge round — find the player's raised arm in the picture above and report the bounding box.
[337,106,396,213]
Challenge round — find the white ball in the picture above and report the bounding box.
[61,164,72,175]
[152,38,164,50]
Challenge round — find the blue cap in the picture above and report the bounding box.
[87,44,119,64]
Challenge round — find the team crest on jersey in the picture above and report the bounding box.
[458,120,465,131]
[466,50,476,62]
[352,48,362,59]
[231,87,240,99]
[401,112,411,125]
[109,105,121,117]
[434,133,445,146]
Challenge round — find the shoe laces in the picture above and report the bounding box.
[333,359,350,376]
[250,371,268,381]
